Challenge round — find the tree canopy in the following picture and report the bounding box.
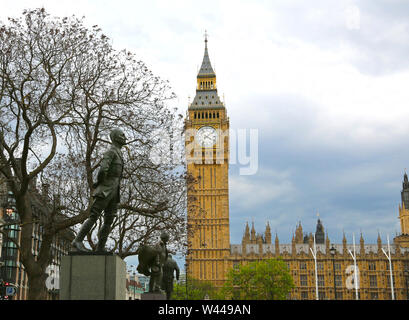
[172,277,223,300]
[222,259,294,300]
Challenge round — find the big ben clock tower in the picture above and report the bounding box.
[185,35,230,286]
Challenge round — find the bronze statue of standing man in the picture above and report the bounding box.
[72,129,126,252]
[161,254,180,300]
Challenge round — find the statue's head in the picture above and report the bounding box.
[160,231,169,243]
[110,129,126,147]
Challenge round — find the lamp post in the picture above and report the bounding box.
[128,265,137,300]
[330,244,337,300]
[184,263,188,299]
[309,234,319,300]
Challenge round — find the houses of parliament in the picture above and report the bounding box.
[185,36,409,300]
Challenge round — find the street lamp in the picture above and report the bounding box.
[128,265,137,300]
[330,244,337,300]
[185,261,188,300]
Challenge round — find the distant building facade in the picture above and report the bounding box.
[0,168,74,300]
[126,272,144,300]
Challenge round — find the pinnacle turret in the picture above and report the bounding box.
[402,171,409,209]
[198,32,216,78]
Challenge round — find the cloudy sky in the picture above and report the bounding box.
[2,0,409,267]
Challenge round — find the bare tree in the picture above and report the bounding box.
[0,8,187,299]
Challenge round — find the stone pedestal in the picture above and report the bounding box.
[141,292,166,300]
[60,253,126,300]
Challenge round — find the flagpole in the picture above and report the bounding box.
[310,233,319,300]
[382,234,395,300]
[348,233,359,300]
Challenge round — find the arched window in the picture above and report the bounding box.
[194,112,197,119]
[217,112,219,118]
[198,112,200,119]
[209,112,212,119]
[205,112,208,119]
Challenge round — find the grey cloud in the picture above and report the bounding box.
[258,1,409,75]
[227,93,409,245]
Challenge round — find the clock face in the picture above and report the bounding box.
[196,126,217,148]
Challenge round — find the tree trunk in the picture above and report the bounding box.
[17,195,48,300]
[27,272,48,300]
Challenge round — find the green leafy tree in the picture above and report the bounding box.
[172,277,223,300]
[222,259,294,300]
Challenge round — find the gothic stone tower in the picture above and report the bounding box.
[395,172,409,247]
[185,35,230,286]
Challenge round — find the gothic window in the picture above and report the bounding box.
[209,113,212,118]
[300,275,308,286]
[317,262,324,271]
[213,112,215,118]
[300,262,307,270]
[335,263,341,271]
[301,291,308,300]
[369,262,376,271]
[369,275,377,288]
[335,275,342,287]
[217,112,219,118]
[318,275,325,287]
[194,112,197,119]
